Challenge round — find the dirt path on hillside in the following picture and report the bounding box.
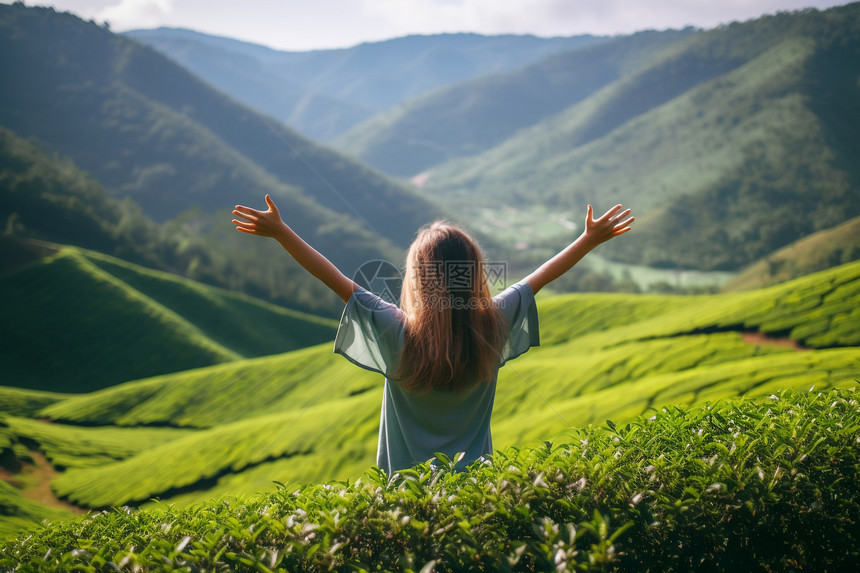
[742,332,810,351]
[1,451,87,514]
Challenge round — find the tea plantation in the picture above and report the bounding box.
[0,261,858,565]
[1,388,857,571]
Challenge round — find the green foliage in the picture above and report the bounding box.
[81,249,338,358]
[2,389,858,570]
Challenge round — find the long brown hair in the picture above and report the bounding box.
[395,221,506,393]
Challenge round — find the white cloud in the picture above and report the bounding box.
[97,0,173,29]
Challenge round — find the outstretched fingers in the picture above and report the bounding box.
[609,208,631,222]
[613,215,635,235]
[232,205,259,220]
[232,206,260,234]
[598,204,625,222]
[232,217,254,228]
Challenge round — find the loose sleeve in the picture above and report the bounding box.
[333,288,405,378]
[494,281,540,366]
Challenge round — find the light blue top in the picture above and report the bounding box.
[333,281,539,475]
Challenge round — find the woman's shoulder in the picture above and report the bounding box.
[344,288,407,333]
[350,287,405,314]
[492,280,535,308]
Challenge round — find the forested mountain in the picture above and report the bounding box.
[334,29,694,176]
[0,3,439,261]
[0,126,350,314]
[126,28,604,141]
[424,3,860,272]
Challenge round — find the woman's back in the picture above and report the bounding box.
[335,281,538,474]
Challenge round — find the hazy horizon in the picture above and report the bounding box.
[2,0,853,51]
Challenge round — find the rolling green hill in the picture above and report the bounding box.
[2,260,849,513]
[0,246,336,392]
[0,3,439,258]
[126,29,605,142]
[334,29,693,177]
[424,4,860,272]
[723,216,860,292]
[0,387,68,418]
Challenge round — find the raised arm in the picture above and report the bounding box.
[232,195,358,302]
[524,204,634,295]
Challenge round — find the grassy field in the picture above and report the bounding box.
[1,261,858,536]
[0,247,337,392]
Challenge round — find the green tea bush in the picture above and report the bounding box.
[2,388,857,571]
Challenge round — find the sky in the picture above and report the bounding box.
[5,0,853,51]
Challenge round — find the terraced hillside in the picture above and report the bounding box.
[0,247,336,392]
[0,260,853,526]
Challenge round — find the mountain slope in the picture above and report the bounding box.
[0,126,359,315]
[427,4,860,271]
[126,28,371,142]
[0,3,438,254]
[334,29,693,177]
[0,247,336,392]
[127,29,605,141]
[722,216,860,292]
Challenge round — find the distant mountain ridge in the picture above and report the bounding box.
[334,28,695,176]
[0,3,439,257]
[126,28,605,141]
[423,3,860,272]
